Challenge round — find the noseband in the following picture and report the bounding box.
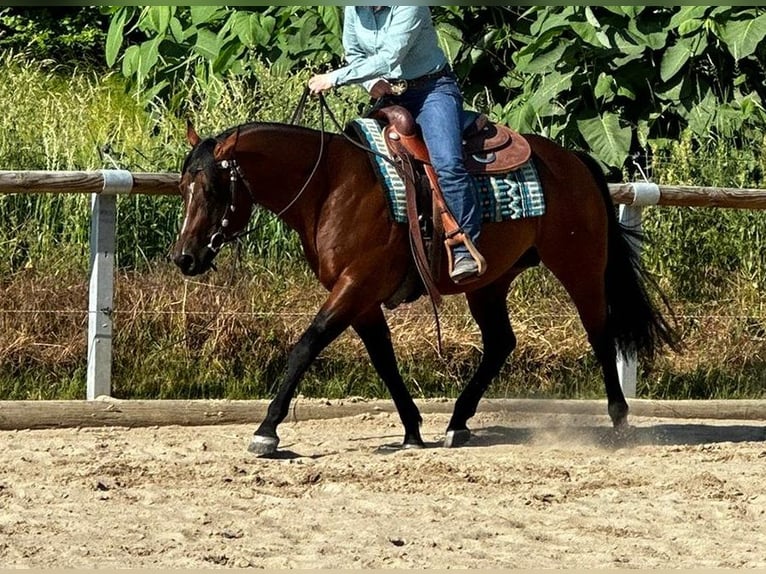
[206,157,254,253]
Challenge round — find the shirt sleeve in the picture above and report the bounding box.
[328,6,428,87]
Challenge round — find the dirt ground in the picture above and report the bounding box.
[1,406,765,569]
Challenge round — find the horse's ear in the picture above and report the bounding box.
[213,131,237,160]
[186,120,201,147]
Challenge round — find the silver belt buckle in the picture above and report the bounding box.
[389,79,408,96]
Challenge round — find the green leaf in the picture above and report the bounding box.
[528,71,575,112]
[228,11,254,47]
[145,6,172,35]
[584,6,600,28]
[533,12,570,37]
[190,6,227,26]
[437,23,463,64]
[677,18,704,37]
[500,101,539,134]
[105,7,130,68]
[660,39,692,82]
[212,40,245,75]
[142,79,169,103]
[169,17,184,44]
[612,28,645,56]
[513,42,568,75]
[636,118,650,148]
[570,21,603,47]
[193,28,221,61]
[576,112,632,168]
[316,6,342,53]
[628,20,668,51]
[617,85,637,100]
[620,7,645,19]
[271,52,293,77]
[687,89,717,137]
[256,15,276,45]
[717,13,766,60]
[121,44,140,77]
[137,36,161,83]
[669,7,709,30]
[594,73,614,101]
[291,16,317,55]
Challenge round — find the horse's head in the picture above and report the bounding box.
[172,122,254,276]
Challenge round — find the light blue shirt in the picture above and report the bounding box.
[328,6,448,91]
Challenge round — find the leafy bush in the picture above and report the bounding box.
[103,6,766,172]
[0,7,108,68]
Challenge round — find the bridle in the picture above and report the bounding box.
[203,93,330,254]
[206,155,256,254]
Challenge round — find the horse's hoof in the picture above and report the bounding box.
[248,434,279,456]
[613,418,630,431]
[444,429,471,448]
[402,441,424,450]
[608,403,630,428]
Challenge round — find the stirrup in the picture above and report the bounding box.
[445,233,486,283]
[450,255,480,282]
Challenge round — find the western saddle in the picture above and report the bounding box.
[371,105,531,303]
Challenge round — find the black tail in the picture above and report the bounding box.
[575,152,681,361]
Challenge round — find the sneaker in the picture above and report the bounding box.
[450,255,479,282]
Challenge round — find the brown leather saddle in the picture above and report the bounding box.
[370,105,531,305]
[373,105,531,176]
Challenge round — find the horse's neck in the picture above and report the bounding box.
[236,125,330,226]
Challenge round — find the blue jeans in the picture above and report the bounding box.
[392,74,480,257]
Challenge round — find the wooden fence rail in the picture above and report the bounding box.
[2,170,766,208]
[609,183,766,209]
[0,169,764,400]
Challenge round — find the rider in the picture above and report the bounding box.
[308,6,483,283]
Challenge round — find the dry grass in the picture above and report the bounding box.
[1,257,763,401]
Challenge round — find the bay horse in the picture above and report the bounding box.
[171,116,678,456]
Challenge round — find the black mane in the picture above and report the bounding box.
[215,121,326,141]
[182,121,334,176]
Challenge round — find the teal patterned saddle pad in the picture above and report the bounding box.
[350,118,545,224]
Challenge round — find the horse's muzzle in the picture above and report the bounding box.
[173,252,199,276]
[174,250,217,276]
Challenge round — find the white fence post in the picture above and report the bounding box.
[86,170,133,400]
[616,182,661,398]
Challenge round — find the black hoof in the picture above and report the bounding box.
[248,434,279,456]
[608,402,629,428]
[444,428,471,448]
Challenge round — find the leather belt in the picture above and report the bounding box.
[388,66,452,95]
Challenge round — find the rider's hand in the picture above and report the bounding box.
[368,79,393,99]
[308,73,334,95]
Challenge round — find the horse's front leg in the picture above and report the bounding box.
[249,293,354,456]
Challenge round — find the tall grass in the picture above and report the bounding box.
[644,133,766,300]
[0,52,763,401]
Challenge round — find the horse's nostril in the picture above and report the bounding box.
[174,253,195,274]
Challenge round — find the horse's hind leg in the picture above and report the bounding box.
[543,260,629,427]
[353,307,424,448]
[446,275,516,447]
